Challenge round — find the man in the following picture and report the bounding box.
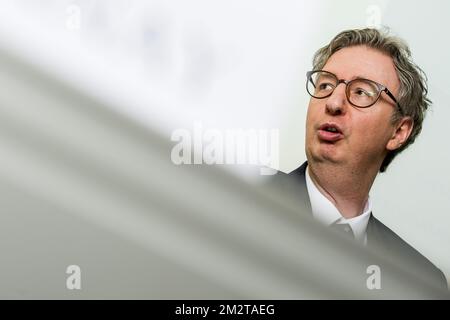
[271,28,447,293]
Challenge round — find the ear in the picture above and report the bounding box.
[386,117,413,151]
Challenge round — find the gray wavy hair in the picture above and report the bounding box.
[312,28,430,172]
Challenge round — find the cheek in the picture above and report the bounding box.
[305,106,313,132]
[306,101,320,127]
[351,115,393,149]
[306,108,321,145]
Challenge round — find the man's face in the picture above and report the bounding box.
[305,45,401,171]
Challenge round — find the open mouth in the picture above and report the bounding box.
[323,127,340,133]
[318,123,344,142]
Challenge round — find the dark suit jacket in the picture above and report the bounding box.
[271,161,448,294]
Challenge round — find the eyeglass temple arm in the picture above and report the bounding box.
[383,88,403,114]
[307,72,316,89]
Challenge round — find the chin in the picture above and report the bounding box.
[309,145,342,164]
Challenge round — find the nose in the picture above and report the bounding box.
[325,83,347,116]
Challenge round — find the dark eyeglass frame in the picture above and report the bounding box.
[306,70,403,114]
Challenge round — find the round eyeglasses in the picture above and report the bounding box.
[306,70,403,114]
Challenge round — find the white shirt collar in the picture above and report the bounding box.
[305,165,372,245]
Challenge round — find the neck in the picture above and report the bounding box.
[307,161,378,218]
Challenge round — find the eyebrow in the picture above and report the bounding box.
[352,75,373,81]
[323,70,376,82]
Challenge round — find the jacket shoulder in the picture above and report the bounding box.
[367,215,448,291]
[263,162,311,212]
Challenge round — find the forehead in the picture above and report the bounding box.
[322,45,400,93]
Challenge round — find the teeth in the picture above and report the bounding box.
[327,127,337,132]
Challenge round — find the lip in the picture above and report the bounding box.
[317,123,344,142]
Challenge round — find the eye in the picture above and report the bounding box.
[318,82,335,91]
[353,88,374,97]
